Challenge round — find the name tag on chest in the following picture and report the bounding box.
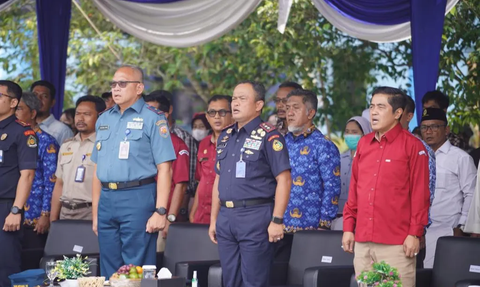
[243,138,262,150]
[126,122,143,130]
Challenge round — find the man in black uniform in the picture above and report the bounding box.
[0,80,37,286]
[209,81,292,287]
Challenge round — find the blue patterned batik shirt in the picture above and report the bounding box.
[24,128,59,226]
[284,127,341,232]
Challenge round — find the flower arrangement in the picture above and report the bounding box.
[357,261,402,287]
[54,254,91,280]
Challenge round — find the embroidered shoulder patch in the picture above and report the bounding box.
[24,130,35,136]
[146,104,165,115]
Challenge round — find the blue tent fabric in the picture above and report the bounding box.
[36,0,71,119]
[411,0,448,123]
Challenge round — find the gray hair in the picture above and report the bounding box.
[21,91,42,113]
[119,64,144,83]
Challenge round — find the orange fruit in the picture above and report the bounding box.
[136,266,143,274]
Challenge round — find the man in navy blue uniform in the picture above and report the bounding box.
[209,81,292,287]
[0,80,37,286]
[91,65,176,277]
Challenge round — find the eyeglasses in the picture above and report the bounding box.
[0,92,15,99]
[109,81,141,89]
[207,109,231,117]
[273,97,287,104]
[420,124,446,132]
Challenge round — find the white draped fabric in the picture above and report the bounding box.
[92,0,262,48]
[311,0,459,43]
[0,0,20,12]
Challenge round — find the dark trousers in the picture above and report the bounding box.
[0,200,23,287]
[274,233,294,262]
[98,184,158,278]
[21,226,48,270]
[216,204,274,287]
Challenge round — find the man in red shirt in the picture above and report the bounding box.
[342,87,430,287]
[144,93,189,251]
[190,95,233,223]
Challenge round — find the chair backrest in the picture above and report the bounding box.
[432,236,480,287]
[287,230,354,285]
[163,223,219,274]
[40,220,99,269]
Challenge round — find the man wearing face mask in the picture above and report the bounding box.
[191,113,211,142]
[331,116,372,231]
[283,89,341,234]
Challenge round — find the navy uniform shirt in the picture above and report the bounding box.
[0,115,38,198]
[91,97,176,182]
[215,116,290,201]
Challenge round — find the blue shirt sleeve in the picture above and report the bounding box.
[317,139,341,228]
[264,131,290,177]
[42,138,59,212]
[150,114,176,165]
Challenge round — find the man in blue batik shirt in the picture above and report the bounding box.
[16,92,59,250]
[283,89,341,232]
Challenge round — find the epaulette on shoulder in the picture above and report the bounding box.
[222,123,235,131]
[259,122,276,133]
[15,119,30,127]
[99,107,113,116]
[146,104,165,115]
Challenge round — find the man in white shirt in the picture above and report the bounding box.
[465,168,480,237]
[421,108,477,268]
[31,80,73,145]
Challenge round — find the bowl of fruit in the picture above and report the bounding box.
[109,264,143,287]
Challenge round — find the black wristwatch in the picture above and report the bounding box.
[271,216,284,224]
[10,206,23,215]
[155,207,167,216]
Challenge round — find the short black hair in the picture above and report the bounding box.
[405,95,415,114]
[76,95,106,114]
[62,108,76,120]
[101,92,112,99]
[371,86,407,118]
[30,80,56,99]
[279,81,302,90]
[208,95,232,105]
[412,126,421,136]
[237,80,266,102]
[0,80,22,100]
[286,89,318,113]
[145,91,171,113]
[422,90,449,110]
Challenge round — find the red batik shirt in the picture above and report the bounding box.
[193,134,217,224]
[343,123,430,245]
[167,133,190,210]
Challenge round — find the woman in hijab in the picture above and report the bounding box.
[331,116,373,230]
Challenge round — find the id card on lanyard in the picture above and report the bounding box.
[75,155,86,182]
[119,129,131,159]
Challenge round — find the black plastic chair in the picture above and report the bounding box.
[158,223,220,287]
[40,220,99,275]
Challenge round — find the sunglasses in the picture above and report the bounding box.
[110,81,141,89]
[207,109,231,117]
[273,97,287,104]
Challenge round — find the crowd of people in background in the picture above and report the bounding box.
[0,64,479,287]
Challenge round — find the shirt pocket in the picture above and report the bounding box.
[128,130,144,157]
[96,130,111,157]
[381,157,409,192]
[0,139,14,166]
[243,151,261,177]
[216,151,227,174]
[60,154,73,166]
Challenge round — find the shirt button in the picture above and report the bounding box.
[228,169,231,173]
[236,139,240,142]
[209,171,212,173]
[380,146,383,149]
[373,174,377,177]
[369,218,372,221]
[370,203,373,206]
[232,154,235,157]
[371,188,374,191]
[377,160,380,163]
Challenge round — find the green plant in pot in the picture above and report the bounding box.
[356,261,402,287]
[54,254,91,287]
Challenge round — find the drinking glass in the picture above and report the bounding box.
[45,261,57,287]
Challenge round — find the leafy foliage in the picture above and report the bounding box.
[357,261,402,287]
[0,0,478,134]
[54,254,91,280]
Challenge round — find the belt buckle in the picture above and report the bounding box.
[109,182,118,190]
[225,201,234,208]
[70,202,77,210]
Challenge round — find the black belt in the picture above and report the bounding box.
[220,198,273,208]
[101,177,156,190]
[61,201,92,210]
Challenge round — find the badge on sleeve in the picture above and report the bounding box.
[272,139,283,151]
[159,123,169,138]
[27,135,37,148]
[0,133,6,141]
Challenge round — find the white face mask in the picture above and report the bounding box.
[192,129,209,141]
